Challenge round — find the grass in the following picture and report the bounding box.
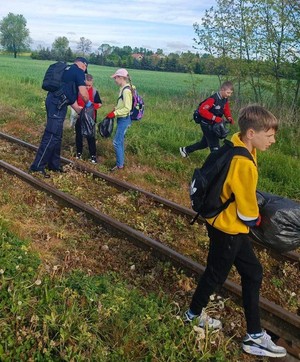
[0,55,299,360]
[0,221,234,361]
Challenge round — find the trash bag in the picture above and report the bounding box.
[98,117,114,138]
[212,120,230,139]
[250,190,300,253]
[79,107,95,137]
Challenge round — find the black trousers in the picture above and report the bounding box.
[190,223,263,334]
[75,118,96,157]
[185,121,220,153]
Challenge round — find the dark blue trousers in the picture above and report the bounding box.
[30,93,67,171]
[185,121,220,153]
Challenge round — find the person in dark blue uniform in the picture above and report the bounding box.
[29,57,91,177]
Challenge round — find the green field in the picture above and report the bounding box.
[0,55,299,200]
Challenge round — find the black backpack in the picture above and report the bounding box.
[42,61,67,92]
[190,140,254,224]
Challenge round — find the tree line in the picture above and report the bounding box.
[30,37,205,75]
[1,3,300,112]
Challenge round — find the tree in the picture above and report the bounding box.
[52,36,70,61]
[77,37,92,56]
[0,12,31,58]
[97,43,112,65]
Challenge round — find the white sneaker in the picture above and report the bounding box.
[242,330,287,358]
[89,156,97,164]
[183,310,222,330]
[179,147,188,158]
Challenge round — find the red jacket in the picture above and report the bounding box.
[198,92,232,123]
[78,87,102,120]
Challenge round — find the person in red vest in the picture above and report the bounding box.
[75,74,102,163]
[180,81,234,156]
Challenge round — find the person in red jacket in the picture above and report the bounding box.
[75,74,102,163]
[180,81,234,156]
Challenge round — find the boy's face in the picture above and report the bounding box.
[220,88,233,98]
[249,128,276,151]
[85,80,93,89]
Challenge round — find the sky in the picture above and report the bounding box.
[0,0,215,54]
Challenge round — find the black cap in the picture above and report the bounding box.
[74,57,88,67]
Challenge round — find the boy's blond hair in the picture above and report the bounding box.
[238,104,279,135]
[220,81,234,91]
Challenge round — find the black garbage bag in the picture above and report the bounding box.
[98,117,114,138]
[79,107,95,137]
[250,190,300,253]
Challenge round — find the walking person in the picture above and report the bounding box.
[75,73,102,163]
[180,81,234,156]
[105,68,133,171]
[184,104,286,359]
[30,57,91,177]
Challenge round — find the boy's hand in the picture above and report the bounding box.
[227,117,234,124]
[85,100,93,108]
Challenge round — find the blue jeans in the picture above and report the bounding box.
[113,115,131,167]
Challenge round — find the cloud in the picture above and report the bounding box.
[0,0,212,53]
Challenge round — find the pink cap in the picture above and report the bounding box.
[111,68,129,78]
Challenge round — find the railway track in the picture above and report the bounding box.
[0,156,299,359]
[0,131,298,264]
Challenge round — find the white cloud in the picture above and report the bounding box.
[0,0,213,53]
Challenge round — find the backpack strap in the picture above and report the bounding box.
[190,143,255,225]
[118,85,132,101]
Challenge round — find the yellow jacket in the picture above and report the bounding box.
[206,132,259,234]
[114,84,133,118]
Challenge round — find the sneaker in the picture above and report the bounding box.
[89,156,97,164]
[242,330,287,358]
[110,165,124,172]
[179,147,188,158]
[183,310,222,330]
[76,153,82,160]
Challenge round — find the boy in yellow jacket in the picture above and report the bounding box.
[184,104,286,358]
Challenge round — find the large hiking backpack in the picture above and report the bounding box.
[121,86,145,121]
[42,61,68,92]
[190,140,254,224]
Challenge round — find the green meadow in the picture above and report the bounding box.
[0,55,299,200]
